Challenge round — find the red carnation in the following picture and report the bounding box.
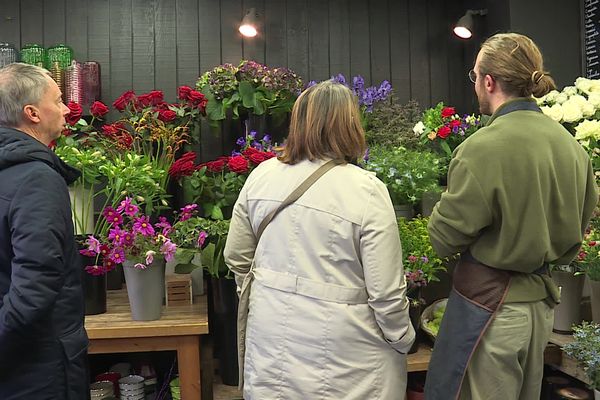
[228,155,249,174]
[178,86,192,101]
[113,90,136,112]
[65,101,83,126]
[90,101,109,118]
[441,106,455,118]
[158,109,177,122]
[437,125,451,139]
[169,151,197,179]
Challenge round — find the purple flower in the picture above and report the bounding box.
[102,206,118,219]
[116,197,139,217]
[306,80,317,88]
[133,216,155,236]
[420,256,429,263]
[122,230,134,246]
[197,231,208,248]
[85,235,101,253]
[263,134,271,144]
[231,150,241,156]
[79,248,96,257]
[161,240,177,262]
[108,247,125,264]
[236,137,246,147]
[251,141,263,151]
[331,74,347,85]
[180,204,198,214]
[155,216,172,236]
[363,148,370,163]
[108,226,126,245]
[85,265,106,276]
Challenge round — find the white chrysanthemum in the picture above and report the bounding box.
[562,100,584,123]
[413,121,426,135]
[563,86,578,96]
[555,92,569,104]
[588,93,600,109]
[574,119,600,140]
[541,104,563,122]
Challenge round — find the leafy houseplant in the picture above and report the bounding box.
[364,146,442,206]
[167,204,209,274]
[563,321,600,390]
[196,60,302,126]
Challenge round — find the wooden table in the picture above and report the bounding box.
[85,289,209,399]
[544,332,590,385]
[408,342,432,372]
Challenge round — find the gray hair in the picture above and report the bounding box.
[0,63,52,127]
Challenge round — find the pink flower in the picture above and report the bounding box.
[86,235,101,253]
[108,226,125,245]
[145,250,156,265]
[117,197,139,217]
[102,206,118,219]
[108,247,125,264]
[408,255,418,263]
[133,216,155,236]
[197,231,208,248]
[122,230,134,246]
[160,240,177,262]
[134,263,147,270]
[85,265,106,276]
[155,216,172,236]
[79,249,96,257]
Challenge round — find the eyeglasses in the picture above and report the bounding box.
[468,69,477,83]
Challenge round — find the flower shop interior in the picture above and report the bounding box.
[0,0,598,399]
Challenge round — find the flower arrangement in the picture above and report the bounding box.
[413,102,482,157]
[364,146,442,206]
[563,321,600,389]
[81,197,178,275]
[196,60,302,124]
[170,130,276,220]
[397,216,447,296]
[574,215,600,281]
[536,77,600,179]
[166,205,209,273]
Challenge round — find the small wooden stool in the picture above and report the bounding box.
[165,274,193,307]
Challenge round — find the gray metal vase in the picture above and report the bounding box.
[589,278,600,324]
[552,271,585,333]
[123,258,165,321]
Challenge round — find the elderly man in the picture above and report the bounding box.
[0,63,88,399]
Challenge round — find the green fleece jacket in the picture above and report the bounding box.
[428,98,598,302]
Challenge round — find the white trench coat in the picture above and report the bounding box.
[224,157,415,400]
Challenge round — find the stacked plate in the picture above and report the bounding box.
[90,380,114,399]
[118,375,145,400]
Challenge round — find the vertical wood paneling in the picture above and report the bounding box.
[87,0,110,103]
[369,0,390,85]
[66,0,88,60]
[408,0,430,107]
[220,0,243,64]
[242,0,265,63]
[286,0,308,80]
[176,0,199,87]
[389,0,411,103]
[329,0,350,80]
[20,0,43,45]
[43,0,65,47]
[132,0,155,93]
[109,0,133,101]
[427,0,449,104]
[264,0,286,67]
[348,0,370,83]
[308,0,329,81]
[0,0,21,48]
[155,0,177,100]
[198,0,221,73]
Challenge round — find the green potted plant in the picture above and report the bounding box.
[563,321,600,398]
[364,146,442,218]
[397,216,448,353]
[574,215,600,323]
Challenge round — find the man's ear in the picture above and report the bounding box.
[23,105,40,123]
[484,74,496,94]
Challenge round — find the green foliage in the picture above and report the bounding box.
[365,146,442,205]
[365,97,423,150]
[563,321,600,389]
[187,168,247,220]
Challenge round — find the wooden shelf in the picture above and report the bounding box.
[544,332,590,385]
[408,342,432,372]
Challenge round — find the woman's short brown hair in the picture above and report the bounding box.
[277,80,366,164]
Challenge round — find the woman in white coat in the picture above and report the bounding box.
[224,80,415,400]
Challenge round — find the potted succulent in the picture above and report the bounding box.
[563,322,600,398]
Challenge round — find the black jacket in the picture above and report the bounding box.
[0,127,89,399]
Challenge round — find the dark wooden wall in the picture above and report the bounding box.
[0,0,465,109]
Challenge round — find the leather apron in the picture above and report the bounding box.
[425,99,545,400]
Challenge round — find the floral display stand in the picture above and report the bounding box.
[123,258,165,321]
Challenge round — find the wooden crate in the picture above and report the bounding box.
[165,274,193,307]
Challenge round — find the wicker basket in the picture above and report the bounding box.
[420,298,447,342]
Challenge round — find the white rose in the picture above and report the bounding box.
[575,119,600,140]
[576,77,594,95]
[562,101,584,123]
[589,79,600,94]
[555,92,569,104]
[544,90,560,104]
[413,121,426,135]
[541,104,563,122]
[564,86,578,96]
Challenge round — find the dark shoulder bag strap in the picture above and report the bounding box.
[255,159,344,242]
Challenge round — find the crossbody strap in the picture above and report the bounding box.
[255,159,344,242]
